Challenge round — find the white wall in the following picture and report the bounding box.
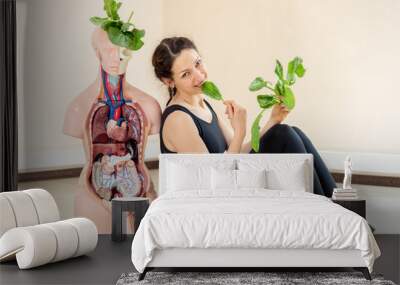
[17,0,164,170]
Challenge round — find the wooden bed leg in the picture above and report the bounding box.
[354,267,372,280]
[138,268,148,281]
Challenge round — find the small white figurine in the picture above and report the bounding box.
[343,155,352,190]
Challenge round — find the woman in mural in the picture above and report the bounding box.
[152,37,336,197]
[63,27,161,233]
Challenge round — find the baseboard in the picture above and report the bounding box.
[18,159,400,187]
[18,160,159,182]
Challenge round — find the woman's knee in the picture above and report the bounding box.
[291,126,305,136]
[291,126,300,132]
[269,124,295,137]
[263,124,305,143]
[274,124,306,151]
[264,123,298,142]
[291,126,311,144]
[258,123,306,153]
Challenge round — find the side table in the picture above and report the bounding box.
[332,199,366,219]
[112,197,149,242]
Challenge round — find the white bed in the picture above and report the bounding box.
[131,154,380,280]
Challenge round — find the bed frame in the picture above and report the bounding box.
[139,154,372,281]
[140,248,371,280]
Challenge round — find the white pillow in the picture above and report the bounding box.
[167,162,211,191]
[236,169,267,189]
[266,162,307,191]
[238,159,307,191]
[211,168,268,190]
[211,168,236,190]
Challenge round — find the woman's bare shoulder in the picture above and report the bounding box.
[162,108,208,152]
[163,109,195,133]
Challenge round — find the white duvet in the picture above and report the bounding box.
[131,190,380,273]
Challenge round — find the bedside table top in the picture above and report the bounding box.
[112,197,149,202]
[331,198,365,202]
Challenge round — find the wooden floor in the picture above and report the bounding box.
[0,235,398,285]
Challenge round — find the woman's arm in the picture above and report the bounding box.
[240,104,290,152]
[217,114,247,153]
[165,110,245,153]
[219,119,278,153]
[219,101,290,153]
[162,111,210,153]
[240,119,277,153]
[227,131,245,153]
[216,100,246,153]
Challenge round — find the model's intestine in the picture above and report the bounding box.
[88,69,146,200]
[92,153,142,200]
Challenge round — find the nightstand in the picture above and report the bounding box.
[332,199,366,219]
[111,197,149,242]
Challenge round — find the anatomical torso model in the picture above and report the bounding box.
[63,28,161,233]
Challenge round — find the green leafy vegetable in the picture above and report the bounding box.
[282,85,295,109]
[257,95,279,109]
[249,57,306,152]
[274,81,284,96]
[274,60,284,81]
[251,109,266,152]
[90,0,145,51]
[249,77,267,91]
[287,57,305,85]
[104,0,121,20]
[90,17,109,26]
[201,81,223,101]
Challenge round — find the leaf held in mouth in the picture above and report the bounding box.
[201,81,223,101]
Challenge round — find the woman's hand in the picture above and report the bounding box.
[269,103,290,125]
[223,100,247,138]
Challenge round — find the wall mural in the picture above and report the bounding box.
[63,1,161,233]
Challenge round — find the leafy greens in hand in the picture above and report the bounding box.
[249,57,306,152]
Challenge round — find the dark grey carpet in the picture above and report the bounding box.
[117,272,396,285]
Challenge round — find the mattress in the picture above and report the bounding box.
[131,189,380,273]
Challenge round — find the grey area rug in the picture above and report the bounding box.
[116,271,396,285]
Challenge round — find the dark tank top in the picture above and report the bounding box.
[160,100,228,153]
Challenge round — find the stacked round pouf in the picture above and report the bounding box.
[0,189,98,269]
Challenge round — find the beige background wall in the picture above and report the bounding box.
[17,0,400,172]
[163,0,400,154]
